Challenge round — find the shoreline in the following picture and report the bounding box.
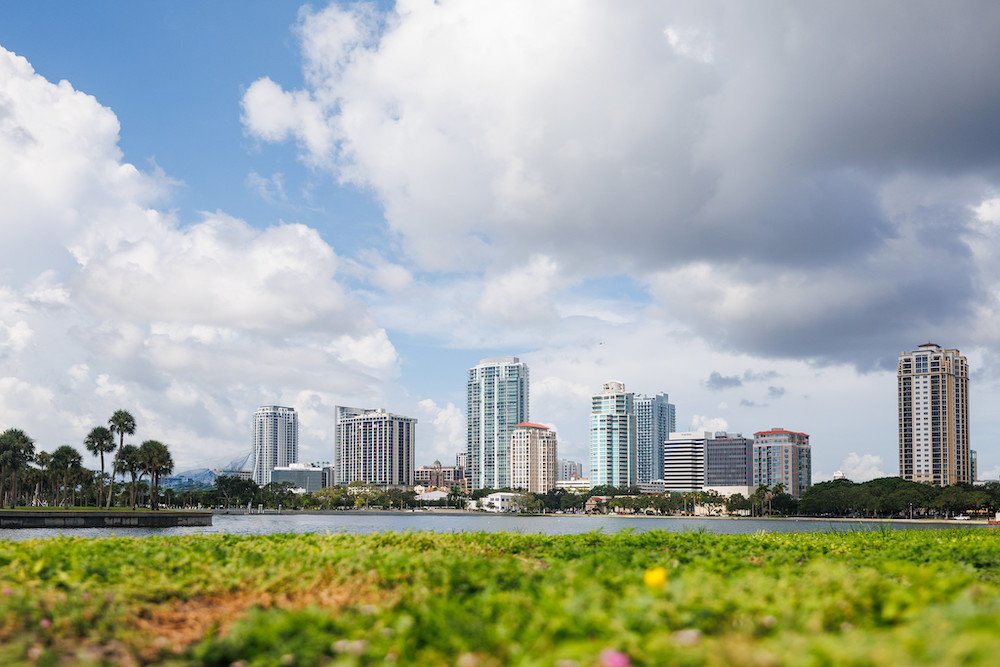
[213,508,991,525]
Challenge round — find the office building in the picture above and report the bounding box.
[898,343,970,485]
[753,428,811,498]
[705,432,754,487]
[335,408,416,487]
[589,381,636,488]
[510,423,557,494]
[634,393,676,484]
[662,431,710,492]
[252,406,298,486]
[466,357,529,490]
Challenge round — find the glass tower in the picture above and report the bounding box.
[466,357,529,490]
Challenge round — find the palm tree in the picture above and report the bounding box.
[106,410,136,508]
[50,445,83,507]
[0,429,35,508]
[138,440,173,511]
[116,444,142,509]
[32,450,51,505]
[84,426,116,507]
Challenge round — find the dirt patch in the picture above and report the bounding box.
[129,574,392,662]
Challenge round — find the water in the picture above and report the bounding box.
[0,511,982,541]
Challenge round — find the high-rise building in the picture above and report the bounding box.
[705,432,754,487]
[589,381,636,488]
[556,458,585,480]
[898,343,970,486]
[634,393,676,484]
[662,431,710,492]
[753,428,811,498]
[335,408,416,487]
[252,406,298,486]
[466,357,529,490]
[510,423,557,494]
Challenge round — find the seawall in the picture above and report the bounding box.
[0,510,213,528]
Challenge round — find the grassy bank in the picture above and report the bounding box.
[1,529,999,665]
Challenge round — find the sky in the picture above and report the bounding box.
[2,1,1000,482]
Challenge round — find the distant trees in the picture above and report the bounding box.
[797,477,1000,518]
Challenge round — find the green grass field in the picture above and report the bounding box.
[1,528,999,666]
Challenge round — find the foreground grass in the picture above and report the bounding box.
[1,529,999,666]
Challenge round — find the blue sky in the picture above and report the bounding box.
[2,1,1000,482]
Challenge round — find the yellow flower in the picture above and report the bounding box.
[644,566,667,590]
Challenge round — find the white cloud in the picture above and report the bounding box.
[0,44,397,469]
[690,415,728,433]
[840,452,886,482]
[416,398,465,465]
[478,255,561,327]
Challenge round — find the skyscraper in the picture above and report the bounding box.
[510,423,557,494]
[752,428,811,498]
[335,407,416,487]
[898,343,970,485]
[252,406,298,485]
[466,357,529,490]
[589,381,636,488]
[634,392,676,484]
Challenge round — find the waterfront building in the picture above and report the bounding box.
[634,393,676,484]
[335,408,416,487]
[589,381,636,488]
[252,406,298,486]
[556,458,585,481]
[510,423,557,494]
[271,462,324,492]
[469,491,521,513]
[466,357,530,490]
[555,478,592,492]
[753,428,812,498]
[662,431,711,492]
[705,432,754,487]
[898,343,970,485]
[414,459,467,491]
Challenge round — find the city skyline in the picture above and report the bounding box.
[3,3,1000,483]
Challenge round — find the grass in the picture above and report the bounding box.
[0,529,999,665]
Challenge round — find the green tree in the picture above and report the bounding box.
[84,426,116,507]
[117,444,142,509]
[107,410,137,508]
[138,440,173,511]
[50,445,83,507]
[0,428,35,508]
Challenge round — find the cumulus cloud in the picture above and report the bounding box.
[840,452,886,482]
[241,1,1000,371]
[0,44,395,467]
[690,415,728,433]
[416,398,465,464]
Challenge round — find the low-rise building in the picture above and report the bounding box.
[271,462,325,492]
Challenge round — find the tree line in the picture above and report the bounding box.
[0,409,175,510]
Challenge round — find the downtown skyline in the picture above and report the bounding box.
[2,2,1000,482]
